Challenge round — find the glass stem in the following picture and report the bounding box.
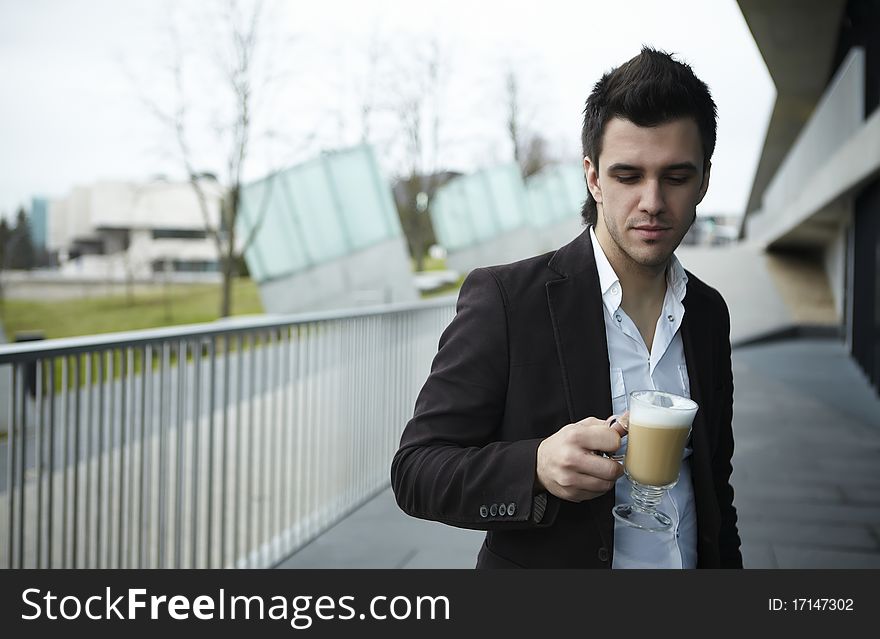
[631,483,664,511]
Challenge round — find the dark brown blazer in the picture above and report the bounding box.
[391,228,742,568]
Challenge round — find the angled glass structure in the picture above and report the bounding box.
[430,163,540,272]
[430,162,585,272]
[524,163,588,253]
[525,163,586,227]
[238,145,417,313]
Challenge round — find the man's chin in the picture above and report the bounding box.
[628,248,672,269]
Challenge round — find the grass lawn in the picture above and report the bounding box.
[1,278,264,341]
[410,255,449,272]
[0,271,464,342]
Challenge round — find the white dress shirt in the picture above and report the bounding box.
[588,226,698,569]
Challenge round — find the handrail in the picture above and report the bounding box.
[0,295,457,363]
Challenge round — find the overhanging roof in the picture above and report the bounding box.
[737,0,847,217]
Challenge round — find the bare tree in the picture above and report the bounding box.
[506,69,525,170]
[388,36,450,272]
[355,26,385,145]
[503,66,552,178]
[136,0,282,317]
[520,133,553,178]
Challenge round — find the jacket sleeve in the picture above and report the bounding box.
[390,267,555,530]
[713,295,743,568]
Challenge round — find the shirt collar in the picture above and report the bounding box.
[588,225,688,313]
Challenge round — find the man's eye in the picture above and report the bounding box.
[666,176,689,184]
[615,175,639,184]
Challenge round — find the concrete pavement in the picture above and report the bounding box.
[727,338,880,568]
[277,336,880,569]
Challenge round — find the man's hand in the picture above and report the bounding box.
[535,414,628,502]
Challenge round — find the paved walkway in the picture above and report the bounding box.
[278,336,880,569]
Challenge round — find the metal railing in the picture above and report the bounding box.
[0,297,456,568]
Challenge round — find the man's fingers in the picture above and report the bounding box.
[570,423,622,453]
[568,415,627,448]
[556,472,616,496]
[572,415,610,429]
[555,464,623,500]
[576,451,625,482]
[540,418,628,501]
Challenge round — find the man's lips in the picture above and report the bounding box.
[631,226,672,239]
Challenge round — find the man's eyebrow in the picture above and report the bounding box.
[664,162,699,172]
[607,163,641,172]
[606,162,699,172]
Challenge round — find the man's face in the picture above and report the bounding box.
[584,117,710,272]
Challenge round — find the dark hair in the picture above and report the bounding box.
[580,46,717,225]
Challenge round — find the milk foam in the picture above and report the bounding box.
[630,392,697,428]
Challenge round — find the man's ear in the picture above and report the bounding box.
[697,161,711,205]
[584,156,602,203]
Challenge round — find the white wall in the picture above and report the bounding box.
[446,226,547,274]
[47,179,225,256]
[88,180,223,231]
[257,236,418,315]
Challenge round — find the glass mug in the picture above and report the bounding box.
[612,390,698,532]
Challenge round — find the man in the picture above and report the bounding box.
[391,47,742,568]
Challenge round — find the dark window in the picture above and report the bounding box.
[832,0,880,117]
[852,177,880,392]
[151,229,208,240]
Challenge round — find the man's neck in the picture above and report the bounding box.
[595,226,668,314]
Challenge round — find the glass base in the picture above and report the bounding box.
[612,503,673,532]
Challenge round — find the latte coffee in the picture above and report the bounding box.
[624,421,690,486]
[624,390,698,487]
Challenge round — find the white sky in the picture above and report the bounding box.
[0,0,775,220]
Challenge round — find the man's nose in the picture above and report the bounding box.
[638,179,665,215]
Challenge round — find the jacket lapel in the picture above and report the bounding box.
[681,285,717,564]
[546,228,615,552]
[545,229,613,424]
[681,288,710,463]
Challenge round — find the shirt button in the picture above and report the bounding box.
[612,285,619,295]
[668,314,674,321]
[615,314,622,322]
[597,547,610,562]
[479,505,488,518]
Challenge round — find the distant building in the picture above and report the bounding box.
[681,214,741,247]
[30,197,48,253]
[737,0,880,392]
[46,178,225,278]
